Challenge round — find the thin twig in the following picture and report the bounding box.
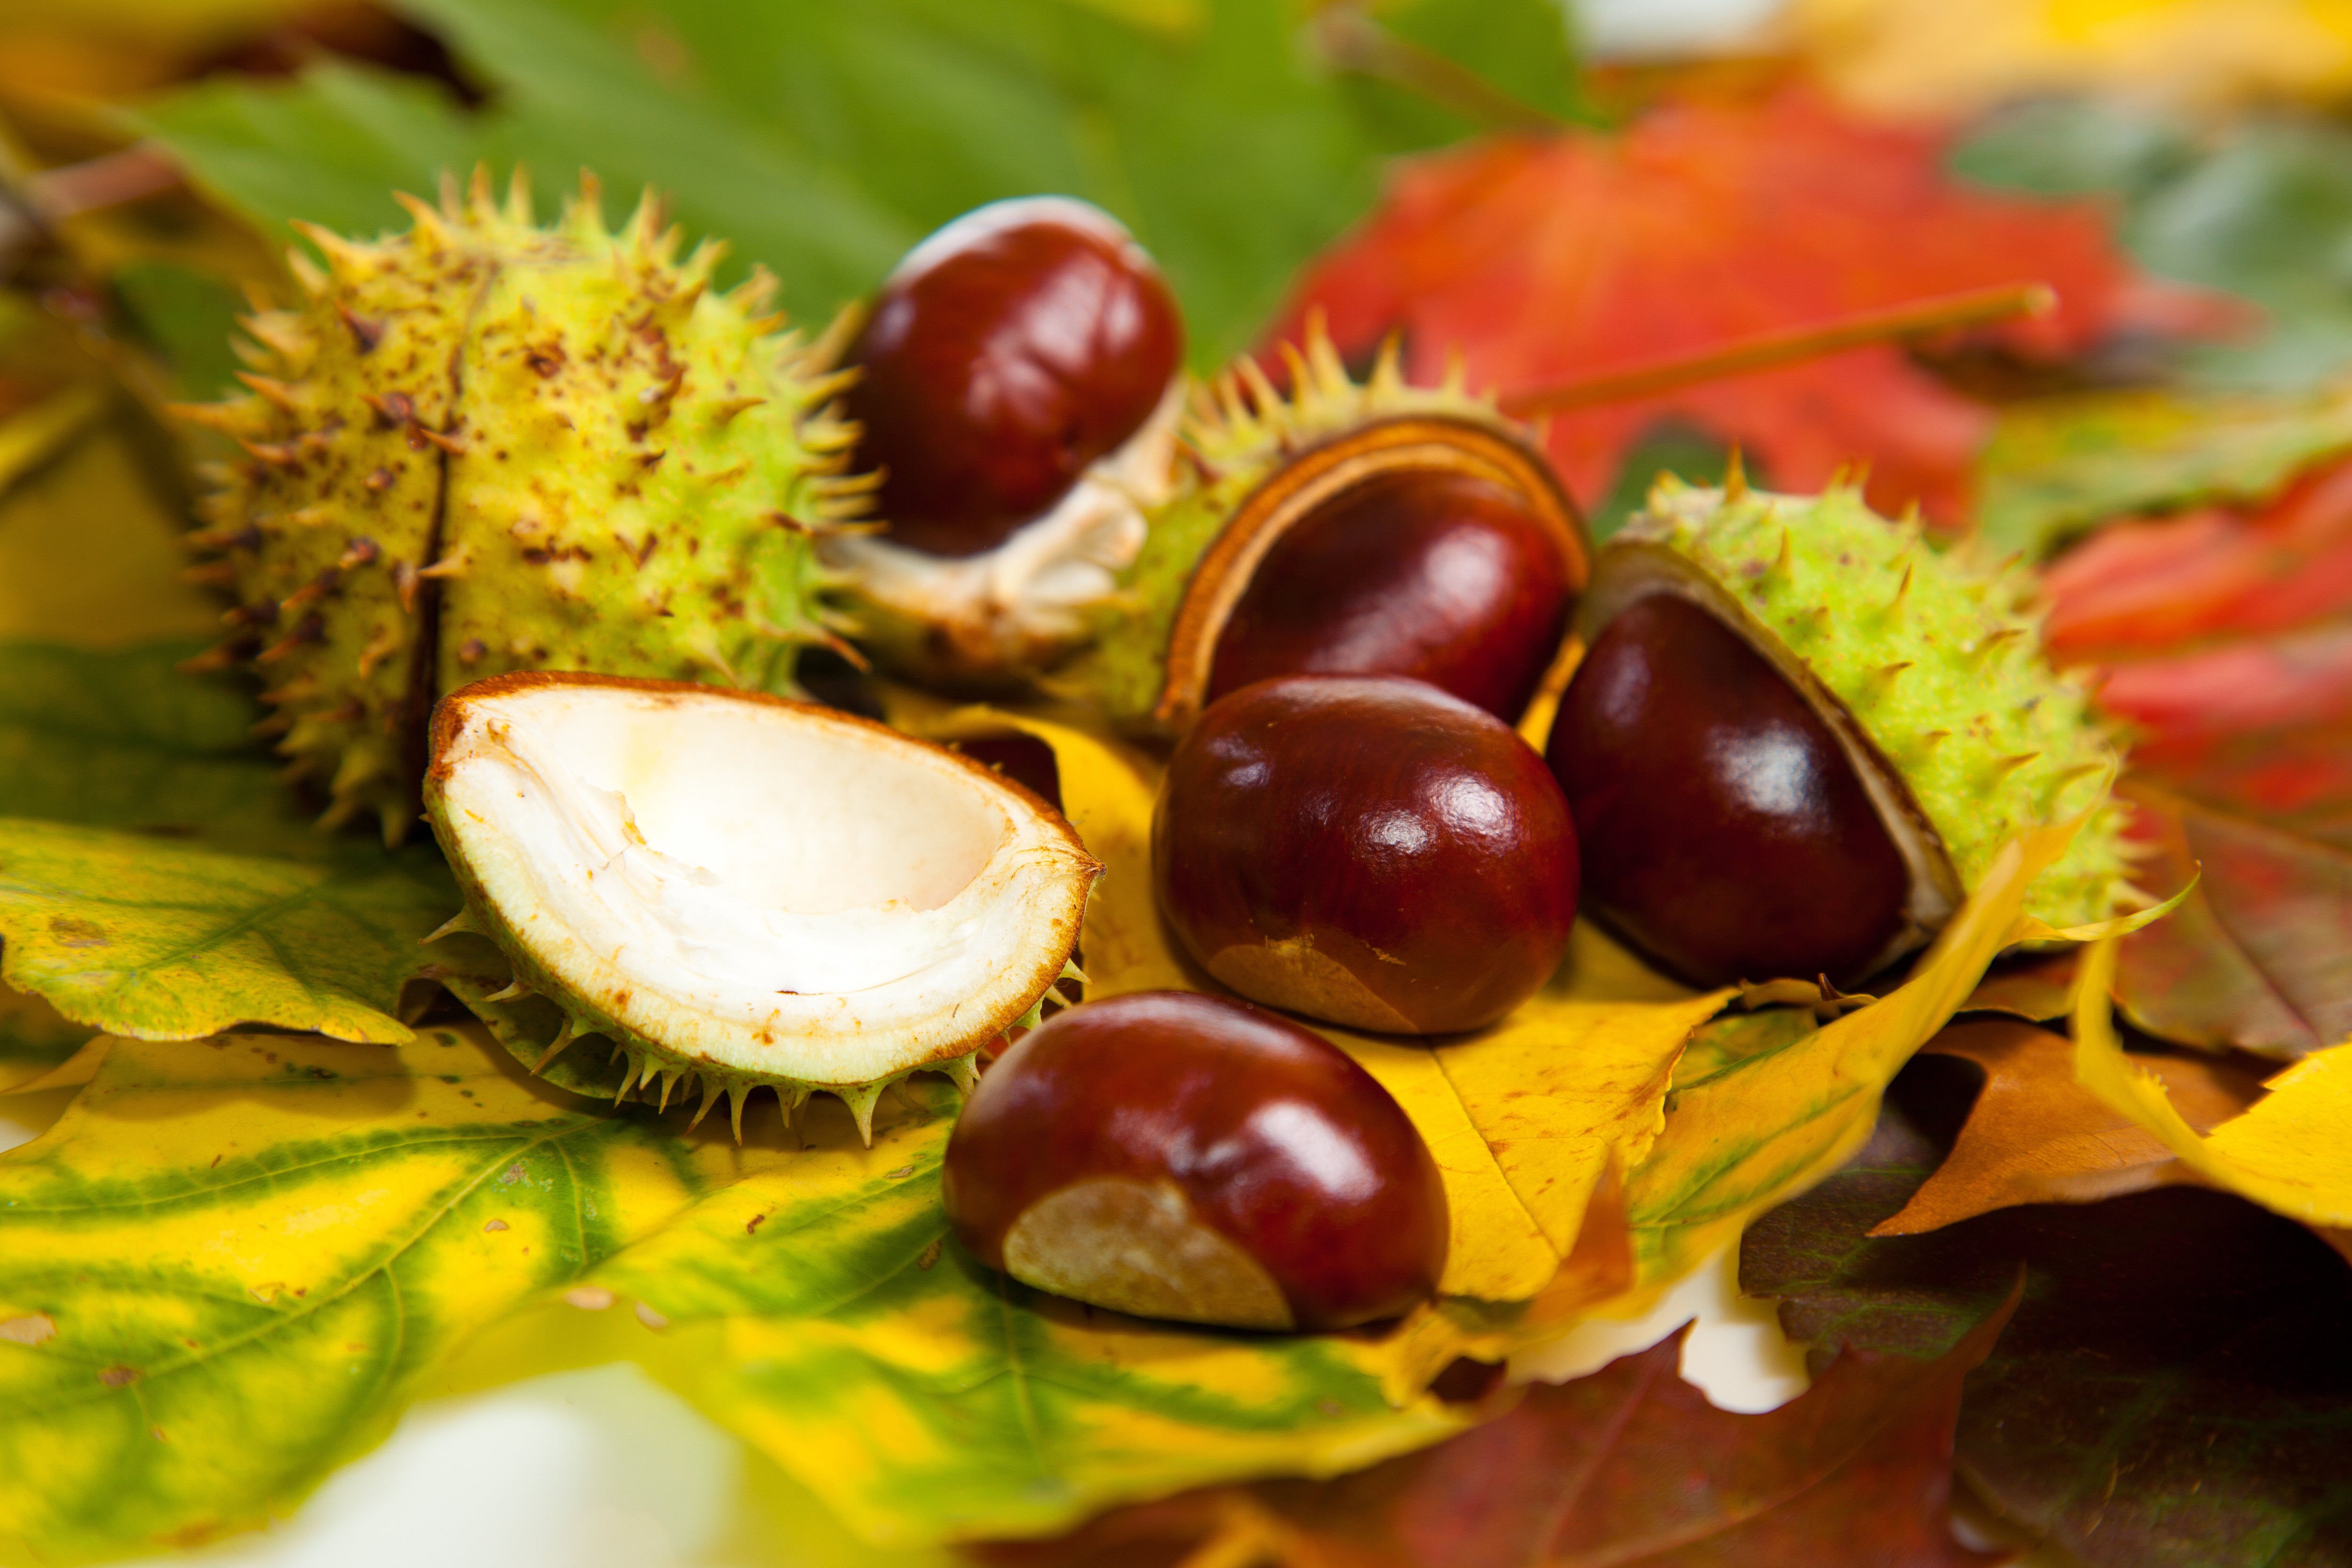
[1500,282,2057,418]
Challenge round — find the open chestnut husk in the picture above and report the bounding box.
[1155,675,1579,1034]
[1202,465,1578,724]
[1548,592,1911,989]
[1152,412,1585,732]
[1547,476,2134,991]
[1068,331,1588,736]
[941,990,1446,1330]
[820,197,1188,684]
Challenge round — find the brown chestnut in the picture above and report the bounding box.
[842,197,1184,558]
[941,990,1446,1330]
[1206,468,1575,724]
[1155,676,1579,1034]
[1545,592,1910,988]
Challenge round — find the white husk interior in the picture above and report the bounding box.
[822,374,1186,672]
[434,683,1093,1087]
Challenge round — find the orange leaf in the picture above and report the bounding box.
[1870,1018,2266,1236]
[1263,88,2218,525]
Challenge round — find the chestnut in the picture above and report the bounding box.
[1154,676,1578,1034]
[941,990,1446,1330]
[1205,468,1575,724]
[1544,591,1910,988]
[842,197,1184,558]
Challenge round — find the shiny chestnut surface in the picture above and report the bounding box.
[1545,592,1910,989]
[1207,470,1575,723]
[842,199,1183,558]
[1156,677,1579,1034]
[942,990,1446,1330]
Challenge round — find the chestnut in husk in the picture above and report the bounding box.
[1155,676,1578,1034]
[1142,411,1588,735]
[1545,592,1910,988]
[1204,467,1576,724]
[842,197,1183,558]
[941,990,1446,1330]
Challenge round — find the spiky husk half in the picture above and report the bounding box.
[1601,474,2136,932]
[427,901,1083,1144]
[1063,321,1526,732]
[420,673,1097,1144]
[177,167,868,842]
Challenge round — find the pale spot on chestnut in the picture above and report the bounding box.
[942,991,1445,1331]
[1155,676,1579,1035]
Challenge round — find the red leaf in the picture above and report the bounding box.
[1262,89,2216,525]
[2038,453,2352,1055]
[974,1309,2016,1568]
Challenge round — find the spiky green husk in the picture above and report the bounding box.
[1621,476,2135,929]
[426,899,1082,1145]
[1065,330,1502,727]
[181,169,866,842]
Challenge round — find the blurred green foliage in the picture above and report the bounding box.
[1956,99,2352,391]
[130,0,1584,369]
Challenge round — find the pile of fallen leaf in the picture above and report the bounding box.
[0,3,2349,1565]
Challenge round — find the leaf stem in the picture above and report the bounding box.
[1498,282,2056,418]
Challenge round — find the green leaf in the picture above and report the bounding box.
[111,262,253,403]
[0,639,296,854]
[1373,0,1584,127]
[578,1076,1469,1546]
[0,1025,762,1562]
[0,821,455,1044]
[1977,384,2352,558]
[124,62,486,246]
[1956,100,2352,390]
[135,0,1572,369]
[398,0,918,309]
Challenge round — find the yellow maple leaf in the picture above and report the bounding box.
[2073,936,2352,1228]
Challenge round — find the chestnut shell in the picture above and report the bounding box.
[842,201,1182,558]
[941,990,1447,1331]
[1545,591,1911,988]
[1155,676,1579,1034]
[1205,468,1576,724]
[1155,417,1586,732]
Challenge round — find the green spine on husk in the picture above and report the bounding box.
[424,899,1080,1145]
[1066,326,1503,727]
[1622,474,2136,929]
[179,168,868,843]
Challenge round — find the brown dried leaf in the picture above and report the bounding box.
[1870,1019,2266,1236]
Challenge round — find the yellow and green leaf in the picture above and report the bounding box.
[0,820,456,1044]
[576,1077,1472,1546]
[1621,816,2084,1290]
[0,1024,764,1563]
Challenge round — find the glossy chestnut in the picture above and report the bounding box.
[842,198,1183,558]
[941,990,1446,1330]
[1155,676,1579,1034]
[950,732,1064,816]
[1206,468,1575,724]
[1544,591,1910,988]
